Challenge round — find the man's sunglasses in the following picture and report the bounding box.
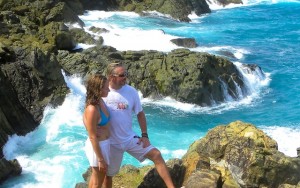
[113,72,128,78]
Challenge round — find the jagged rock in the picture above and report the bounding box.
[216,50,237,60]
[78,0,116,11]
[89,26,109,34]
[182,121,300,187]
[216,0,243,6]
[170,38,198,48]
[122,164,140,174]
[74,182,88,188]
[76,158,185,188]
[138,159,185,188]
[0,42,15,64]
[0,158,22,182]
[185,169,222,188]
[69,28,97,45]
[114,0,211,22]
[46,1,84,26]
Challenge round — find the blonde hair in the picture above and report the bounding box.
[85,73,107,107]
[106,62,124,77]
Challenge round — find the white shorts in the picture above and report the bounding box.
[107,136,155,176]
[85,138,110,167]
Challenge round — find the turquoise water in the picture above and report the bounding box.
[2,1,300,187]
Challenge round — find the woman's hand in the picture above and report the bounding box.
[98,160,107,172]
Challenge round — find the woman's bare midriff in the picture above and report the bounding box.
[96,125,110,141]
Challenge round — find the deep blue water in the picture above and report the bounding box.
[2,1,300,188]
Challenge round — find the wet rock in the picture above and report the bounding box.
[170,38,198,48]
[0,158,22,183]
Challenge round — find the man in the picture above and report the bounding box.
[103,62,175,188]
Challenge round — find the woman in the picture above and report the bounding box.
[83,74,110,188]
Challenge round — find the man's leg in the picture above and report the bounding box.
[103,176,112,188]
[102,143,124,188]
[145,148,175,188]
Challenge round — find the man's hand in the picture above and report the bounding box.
[138,137,150,148]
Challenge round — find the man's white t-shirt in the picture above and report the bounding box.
[103,84,143,144]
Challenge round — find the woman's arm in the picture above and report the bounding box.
[84,105,105,162]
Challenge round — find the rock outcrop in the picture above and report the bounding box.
[0,158,22,183]
[170,38,198,48]
[182,121,300,187]
[76,121,300,188]
[57,45,247,106]
[115,0,211,22]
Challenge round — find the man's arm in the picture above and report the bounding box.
[137,111,150,148]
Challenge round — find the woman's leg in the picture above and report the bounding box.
[89,166,106,188]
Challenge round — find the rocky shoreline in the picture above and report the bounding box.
[75,121,300,188]
[3,0,298,187]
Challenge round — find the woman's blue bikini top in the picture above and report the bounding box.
[98,105,110,126]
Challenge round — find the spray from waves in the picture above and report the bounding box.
[79,10,139,21]
[206,0,244,10]
[2,73,87,188]
[2,93,85,188]
[260,125,300,157]
[100,28,178,52]
[78,14,180,52]
[191,45,250,60]
[77,10,254,61]
[78,10,183,52]
[206,0,298,10]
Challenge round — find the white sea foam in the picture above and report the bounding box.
[63,71,86,96]
[10,155,66,188]
[79,10,140,21]
[100,28,179,52]
[261,125,300,157]
[45,93,84,142]
[78,10,254,60]
[209,0,289,10]
[142,10,174,20]
[207,0,244,10]
[160,148,188,159]
[2,74,87,188]
[81,24,179,52]
[140,148,188,166]
[142,95,258,114]
[45,72,86,142]
[78,11,182,52]
[191,45,250,60]
[73,43,96,50]
[206,0,287,10]
[3,133,35,160]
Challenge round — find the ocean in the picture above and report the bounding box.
[2,0,300,187]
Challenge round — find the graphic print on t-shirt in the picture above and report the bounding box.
[117,102,128,110]
[106,100,129,111]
